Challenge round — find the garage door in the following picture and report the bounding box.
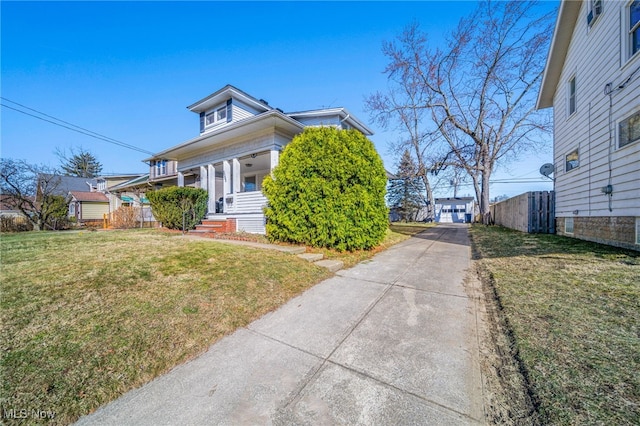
[439,204,466,223]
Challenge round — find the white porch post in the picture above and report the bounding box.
[177,171,184,187]
[207,164,216,214]
[270,149,279,173]
[232,158,241,194]
[199,166,208,191]
[223,160,231,212]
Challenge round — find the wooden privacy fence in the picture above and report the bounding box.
[490,191,555,234]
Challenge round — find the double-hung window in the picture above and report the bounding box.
[631,0,640,58]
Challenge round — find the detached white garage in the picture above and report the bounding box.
[434,197,475,223]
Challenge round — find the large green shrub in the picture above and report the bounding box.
[263,127,388,251]
[147,186,207,230]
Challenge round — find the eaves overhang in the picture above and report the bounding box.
[144,110,304,162]
[287,107,374,136]
[536,0,581,109]
[187,84,272,114]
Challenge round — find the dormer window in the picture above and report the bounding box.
[205,106,228,127]
[155,159,167,176]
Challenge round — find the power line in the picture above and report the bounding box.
[1,97,155,156]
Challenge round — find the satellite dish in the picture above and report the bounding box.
[539,163,555,179]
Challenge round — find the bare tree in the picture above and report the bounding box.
[368,1,553,223]
[0,158,68,231]
[366,55,437,219]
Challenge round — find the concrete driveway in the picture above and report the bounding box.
[76,223,485,425]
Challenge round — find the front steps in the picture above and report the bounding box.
[190,218,237,236]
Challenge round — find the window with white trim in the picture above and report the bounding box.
[566,149,579,172]
[568,76,577,116]
[565,217,574,234]
[205,106,228,127]
[630,0,640,58]
[588,0,603,26]
[155,159,167,176]
[619,110,640,148]
[69,203,75,216]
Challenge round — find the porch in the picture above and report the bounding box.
[178,149,278,234]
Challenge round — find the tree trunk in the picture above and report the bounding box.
[480,166,492,225]
[421,174,435,221]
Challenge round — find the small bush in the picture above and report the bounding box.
[0,215,33,232]
[146,187,207,231]
[263,127,388,251]
[111,206,140,229]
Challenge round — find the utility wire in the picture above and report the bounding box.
[1,97,155,156]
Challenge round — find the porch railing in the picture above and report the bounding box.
[224,191,267,214]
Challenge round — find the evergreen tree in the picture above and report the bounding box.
[387,150,425,222]
[56,147,103,178]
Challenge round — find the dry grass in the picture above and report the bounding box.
[470,226,640,425]
[0,229,332,424]
[1,225,422,424]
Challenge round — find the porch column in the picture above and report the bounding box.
[207,164,216,213]
[270,149,279,173]
[199,166,208,191]
[223,161,231,194]
[177,171,184,187]
[232,158,241,194]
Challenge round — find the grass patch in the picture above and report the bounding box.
[470,225,640,424]
[0,229,333,424]
[0,224,424,424]
[306,222,435,268]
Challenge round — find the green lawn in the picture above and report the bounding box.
[470,226,640,425]
[0,225,428,424]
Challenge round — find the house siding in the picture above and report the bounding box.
[232,100,262,122]
[553,1,640,220]
[294,115,341,128]
[80,202,109,220]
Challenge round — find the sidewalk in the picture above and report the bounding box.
[76,223,485,425]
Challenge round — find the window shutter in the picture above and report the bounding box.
[226,99,232,123]
[200,112,205,133]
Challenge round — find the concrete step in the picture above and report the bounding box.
[313,259,344,272]
[297,253,324,262]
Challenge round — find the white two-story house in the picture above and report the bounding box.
[537,0,640,250]
[144,85,373,233]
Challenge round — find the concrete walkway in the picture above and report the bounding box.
[76,223,485,425]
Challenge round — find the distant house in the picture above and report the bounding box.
[144,85,373,234]
[68,191,109,225]
[536,0,640,250]
[434,197,475,223]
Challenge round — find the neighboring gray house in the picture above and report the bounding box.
[536,0,640,250]
[144,85,373,234]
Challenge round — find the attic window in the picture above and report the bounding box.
[587,0,602,26]
[205,106,227,127]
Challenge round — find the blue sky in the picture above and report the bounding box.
[2,1,556,198]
